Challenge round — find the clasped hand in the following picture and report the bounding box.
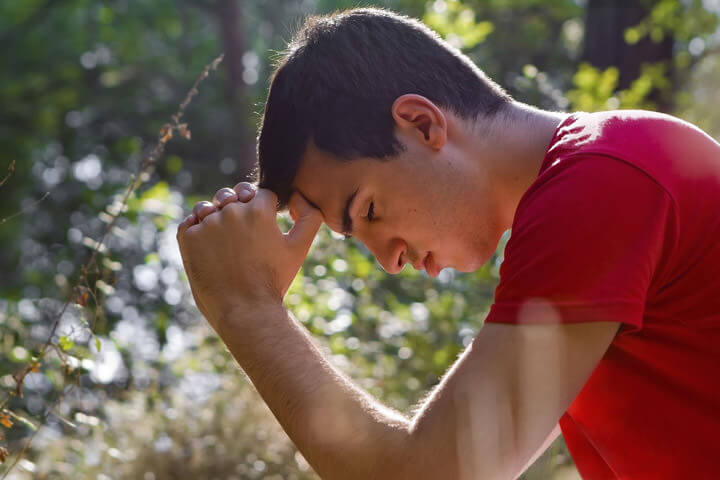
[176,182,322,330]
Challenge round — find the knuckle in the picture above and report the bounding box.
[214,187,235,202]
[204,212,222,228]
[221,202,246,224]
[234,183,257,203]
[234,181,255,192]
[223,201,243,216]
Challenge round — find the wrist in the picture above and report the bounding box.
[213,296,286,336]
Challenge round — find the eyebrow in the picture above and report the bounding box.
[341,187,359,238]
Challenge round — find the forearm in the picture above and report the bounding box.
[215,301,412,479]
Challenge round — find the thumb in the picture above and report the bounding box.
[286,192,323,254]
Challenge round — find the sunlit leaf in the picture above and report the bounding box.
[178,123,191,140]
[8,412,37,431]
[0,412,12,429]
[159,124,173,143]
[59,336,74,351]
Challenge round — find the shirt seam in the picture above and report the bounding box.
[559,149,679,211]
[534,150,683,291]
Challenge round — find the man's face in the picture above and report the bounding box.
[292,133,503,276]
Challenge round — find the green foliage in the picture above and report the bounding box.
[627,0,720,43]
[567,62,673,112]
[58,336,74,352]
[423,0,494,50]
[572,0,720,113]
[567,63,621,111]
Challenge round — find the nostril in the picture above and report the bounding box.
[397,250,406,269]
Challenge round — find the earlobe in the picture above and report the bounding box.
[391,94,447,151]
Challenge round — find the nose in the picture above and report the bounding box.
[373,237,407,274]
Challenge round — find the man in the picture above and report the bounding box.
[176,7,720,480]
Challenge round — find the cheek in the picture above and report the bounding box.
[399,204,434,234]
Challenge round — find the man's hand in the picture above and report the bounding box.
[176,182,322,329]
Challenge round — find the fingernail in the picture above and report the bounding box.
[216,189,233,203]
[234,182,256,193]
[193,201,214,217]
[237,188,254,201]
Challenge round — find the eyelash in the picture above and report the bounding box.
[366,202,375,222]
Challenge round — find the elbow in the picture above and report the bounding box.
[303,418,413,480]
[365,431,453,480]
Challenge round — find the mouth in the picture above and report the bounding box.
[425,252,440,278]
[413,252,440,278]
[412,252,428,271]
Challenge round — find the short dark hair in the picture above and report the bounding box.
[255,7,512,208]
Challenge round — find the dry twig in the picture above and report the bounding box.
[0,192,50,226]
[0,53,224,477]
[0,160,15,188]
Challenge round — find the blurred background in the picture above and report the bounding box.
[0,0,718,478]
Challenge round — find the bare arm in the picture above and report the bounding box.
[177,187,620,479]
[212,300,617,479]
[517,423,561,478]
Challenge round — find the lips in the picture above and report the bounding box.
[411,252,440,277]
[411,252,426,271]
[425,252,440,278]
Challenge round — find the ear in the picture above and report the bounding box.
[391,94,447,151]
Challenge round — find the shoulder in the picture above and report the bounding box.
[548,110,700,154]
[544,110,717,183]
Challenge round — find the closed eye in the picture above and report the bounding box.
[366,201,375,222]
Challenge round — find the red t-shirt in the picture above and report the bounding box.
[484,110,720,479]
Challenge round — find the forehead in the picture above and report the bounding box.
[292,141,367,232]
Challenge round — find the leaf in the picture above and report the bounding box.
[102,257,122,271]
[74,286,91,307]
[0,446,7,463]
[59,336,74,351]
[95,280,115,295]
[159,124,173,142]
[82,236,107,253]
[140,181,170,203]
[178,123,191,140]
[95,336,102,352]
[0,412,12,429]
[7,412,36,431]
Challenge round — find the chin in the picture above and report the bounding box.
[456,251,493,273]
[451,260,478,273]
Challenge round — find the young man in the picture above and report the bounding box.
[176,8,720,480]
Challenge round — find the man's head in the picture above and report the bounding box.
[256,7,514,275]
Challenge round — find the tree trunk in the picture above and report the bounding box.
[583,0,674,111]
[217,0,245,100]
[216,0,258,176]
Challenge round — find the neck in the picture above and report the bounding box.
[472,102,567,232]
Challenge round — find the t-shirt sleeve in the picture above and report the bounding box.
[485,154,678,330]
